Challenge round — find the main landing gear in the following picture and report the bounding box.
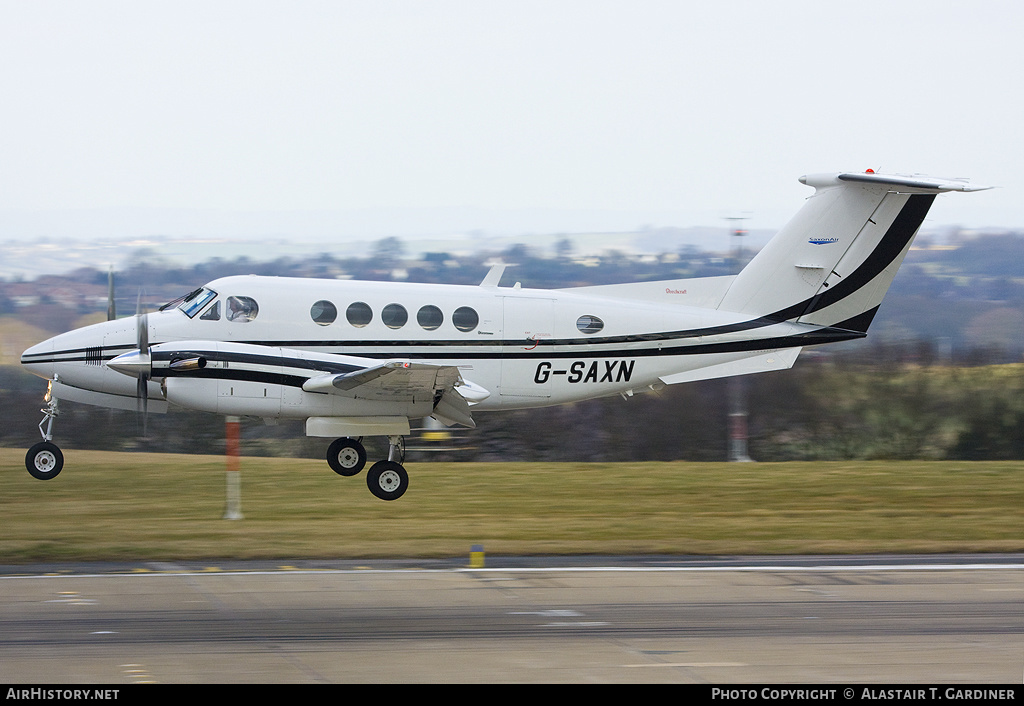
[26,380,63,480]
[326,436,409,501]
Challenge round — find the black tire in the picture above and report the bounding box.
[366,460,409,501]
[327,438,367,476]
[26,442,63,480]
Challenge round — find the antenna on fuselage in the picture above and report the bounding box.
[479,262,507,287]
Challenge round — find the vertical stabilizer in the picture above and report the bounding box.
[717,172,987,331]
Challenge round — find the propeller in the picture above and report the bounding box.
[106,289,155,437]
[135,291,150,435]
[106,266,116,321]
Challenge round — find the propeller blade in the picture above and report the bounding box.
[137,374,149,438]
[138,312,148,354]
[135,289,150,436]
[107,267,116,321]
[136,290,149,352]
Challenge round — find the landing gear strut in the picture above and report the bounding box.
[26,379,63,480]
[327,434,409,501]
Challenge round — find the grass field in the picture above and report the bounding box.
[1,447,1022,562]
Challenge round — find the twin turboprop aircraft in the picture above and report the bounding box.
[20,171,988,500]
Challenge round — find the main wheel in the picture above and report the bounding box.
[327,438,367,476]
[26,442,63,480]
[366,460,409,501]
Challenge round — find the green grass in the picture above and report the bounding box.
[2,448,1023,562]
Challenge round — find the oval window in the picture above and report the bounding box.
[310,300,337,326]
[382,303,408,329]
[417,305,444,330]
[226,296,259,323]
[452,306,479,332]
[576,314,604,334]
[346,302,373,327]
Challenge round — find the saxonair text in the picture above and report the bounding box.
[710,687,1016,700]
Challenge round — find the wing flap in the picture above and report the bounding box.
[431,389,476,428]
[302,361,462,401]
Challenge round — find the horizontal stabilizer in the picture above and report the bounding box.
[826,172,991,192]
[659,348,802,385]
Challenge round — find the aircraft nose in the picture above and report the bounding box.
[20,337,55,380]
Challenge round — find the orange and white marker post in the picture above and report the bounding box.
[224,416,243,520]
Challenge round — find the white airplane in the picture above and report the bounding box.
[20,171,988,499]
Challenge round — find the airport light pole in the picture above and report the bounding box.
[725,216,754,463]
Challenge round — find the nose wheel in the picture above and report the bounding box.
[26,380,63,480]
[26,441,63,480]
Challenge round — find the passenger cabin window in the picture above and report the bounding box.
[382,303,408,329]
[346,302,372,327]
[310,300,337,326]
[417,305,443,330]
[177,287,218,318]
[226,296,259,323]
[576,315,604,334]
[452,306,479,332]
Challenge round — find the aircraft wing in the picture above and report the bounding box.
[302,360,482,428]
[137,341,488,429]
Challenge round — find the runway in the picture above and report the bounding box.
[1,555,1022,683]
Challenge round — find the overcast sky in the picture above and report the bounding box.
[0,0,1021,242]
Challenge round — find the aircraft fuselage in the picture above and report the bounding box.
[22,272,830,420]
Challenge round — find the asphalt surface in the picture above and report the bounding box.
[1,554,1022,684]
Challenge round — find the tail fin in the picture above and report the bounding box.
[717,172,988,331]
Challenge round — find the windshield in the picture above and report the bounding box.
[174,287,219,318]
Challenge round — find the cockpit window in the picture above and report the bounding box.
[176,287,218,318]
[226,296,259,322]
[200,300,221,321]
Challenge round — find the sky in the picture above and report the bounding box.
[0,0,1021,246]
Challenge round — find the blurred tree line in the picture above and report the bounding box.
[2,230,1023,462]
[3,354,1023,462]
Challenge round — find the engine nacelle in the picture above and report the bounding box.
[163,377,434,420]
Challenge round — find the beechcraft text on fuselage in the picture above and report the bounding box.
[533,360,635,384]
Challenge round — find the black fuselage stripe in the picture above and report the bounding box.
[27,323,863,371]
[164,368,308,388]
[156,329,861,389]
[801,193,935,314]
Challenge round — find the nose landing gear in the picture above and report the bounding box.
[26,379,63,480]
